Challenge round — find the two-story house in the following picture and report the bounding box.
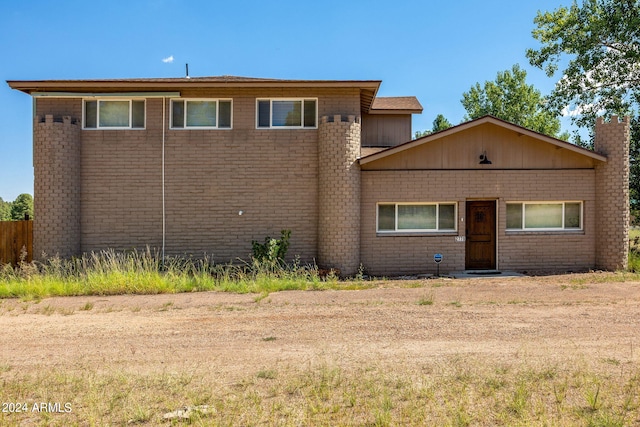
[8,76,629,275]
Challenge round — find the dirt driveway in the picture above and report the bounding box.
[1,274,639,381]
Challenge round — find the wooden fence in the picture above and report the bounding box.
[0,220,33,265]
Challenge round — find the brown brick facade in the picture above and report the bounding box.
[32,88,361,266]
[361,169,596,275]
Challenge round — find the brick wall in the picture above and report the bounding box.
[80,101,164,253]
[33,115,81,259]
[318,115,361,275]
[594,116,630,270]
[33,88,361,264]
[361,169,596,275]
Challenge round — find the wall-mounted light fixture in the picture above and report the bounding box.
[479,151,492,165]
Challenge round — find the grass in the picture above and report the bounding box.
[417,292,434,306]
[0,357,637,426]
[629,228,640,272]
[4,246,640,301]
[0,249,376,300]
[2,250,640,424]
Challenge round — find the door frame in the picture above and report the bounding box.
[464,199,498,270]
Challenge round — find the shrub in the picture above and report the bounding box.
[251,230,291,265]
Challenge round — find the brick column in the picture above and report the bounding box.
[318,115,361,276]
[33,115,81,259]
[594,116,630,270]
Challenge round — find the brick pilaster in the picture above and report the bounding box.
[318,115,361,276]
[594,116,630,270]
[33,115,81,259]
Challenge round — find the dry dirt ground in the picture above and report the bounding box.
[1,274,639,383]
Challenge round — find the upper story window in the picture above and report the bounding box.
[506,202,583,231]
[171,99,232,129]
[83,99,145,129]
[256,98,317,129]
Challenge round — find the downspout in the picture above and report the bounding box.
[162,97,166,266]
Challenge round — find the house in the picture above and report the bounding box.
[7,76,630,276]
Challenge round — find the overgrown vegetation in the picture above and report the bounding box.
[0,247,369,300]
[251,229,291,267]
[629,228,640,272]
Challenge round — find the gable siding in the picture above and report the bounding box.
[361,114,412,147]
[362,123,597,170]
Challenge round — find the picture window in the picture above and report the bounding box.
[377,203,457,232]
[506,202,583,230]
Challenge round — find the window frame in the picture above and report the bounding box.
[376,202,458,233]
[255,98,318,129]
[170,98,233,130]
[506,201,583,231]
[83,98,146,130]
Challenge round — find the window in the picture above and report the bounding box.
[83,99,145,129]
[256,98,317,128]
[377,203,457,232]
[171,99,232,129]
[506,202,582,230]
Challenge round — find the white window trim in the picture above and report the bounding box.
[82,98,146,130]
[256,98,318,129]
[170,98,233,130]
[376,202,458,233]
[506,201,583,231]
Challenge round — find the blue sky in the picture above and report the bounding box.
[0,0,573,202]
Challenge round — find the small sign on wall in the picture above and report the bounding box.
[455,236,465,242]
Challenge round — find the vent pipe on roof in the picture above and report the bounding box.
[185,63,190,79]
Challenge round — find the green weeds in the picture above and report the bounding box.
[417,292,435,306]
[0,249,360,299]
[628,228,640,272]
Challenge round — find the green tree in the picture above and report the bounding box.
[527,0,640,207]
[431,114,453,133]
[10,193,33,220]
[526,0,640,128]
[0,197,11,221]
[415,114,453,138]
[461,64,563,137]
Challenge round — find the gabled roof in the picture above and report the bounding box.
[7,75,382,113]
[369,96,423,114]
[359,115,607,164]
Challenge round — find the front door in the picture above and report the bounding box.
[465,200,496,270]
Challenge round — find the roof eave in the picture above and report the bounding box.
[368,108,423,115]
[7,78,381,115]
[7,79,382,94]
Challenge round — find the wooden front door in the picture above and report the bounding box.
[465,201,496,270]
